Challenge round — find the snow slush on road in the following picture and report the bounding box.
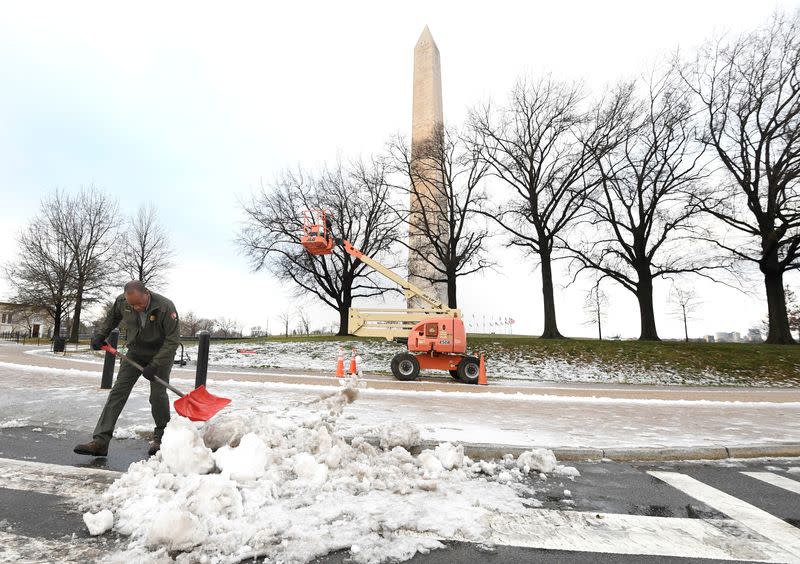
[83,379,579,563]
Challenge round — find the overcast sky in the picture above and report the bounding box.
[1,1,797,339]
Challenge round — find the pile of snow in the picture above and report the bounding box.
[88,383,569,563]
[113,425,152,440]
[83,509,113,536]
[0,418,30,429]
[160,418,215,476]
[378,420,421,450]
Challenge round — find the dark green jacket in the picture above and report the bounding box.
[98,292,180,369]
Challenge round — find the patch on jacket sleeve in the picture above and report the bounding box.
[170,311,177,320]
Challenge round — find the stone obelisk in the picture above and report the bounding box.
[408,26,448,309]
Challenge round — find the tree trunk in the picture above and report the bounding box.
[762,262,795,344]
[635,274,660,341]
[597,310,602,340]
[52,305,62,339]
[337,307,349,336]
[337,292,352,336]
[446,268,458,309]
[539,249,563,339]
[683,310,688,342]
[70,289,83,343]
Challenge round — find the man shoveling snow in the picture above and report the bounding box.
[74,280,180,457]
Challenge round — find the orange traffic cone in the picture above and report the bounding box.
[478,353,488,385]
[348,348,357,376]
[336,348,344,378]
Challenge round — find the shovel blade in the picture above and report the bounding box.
[173,385,231,421]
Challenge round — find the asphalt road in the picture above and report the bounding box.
[0,425,798,563]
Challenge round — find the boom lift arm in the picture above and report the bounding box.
[299,210,460,341]
[339,239,444,310]
[300,210,482,384]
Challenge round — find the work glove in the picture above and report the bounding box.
[141,364,156,382]
[90,335,107,351]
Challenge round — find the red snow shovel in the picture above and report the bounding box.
[101,344,231,421]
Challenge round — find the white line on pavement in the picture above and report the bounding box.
[0,457,120,498]
[483,509,795,562]
[649,471,800,560]
[742,471,800,495]
[0,530,111,563]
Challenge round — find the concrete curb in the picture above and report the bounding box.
[486,443,800,462]
[362,437,800,462]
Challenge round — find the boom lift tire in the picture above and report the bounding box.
[449,370,459,379]
[391,352,420,381]
[456,356,480,385]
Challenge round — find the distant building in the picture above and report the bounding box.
[0,302,53,338]
[703,335,715,343]
[714,331,742,343]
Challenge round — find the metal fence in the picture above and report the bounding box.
[0,331,47,346]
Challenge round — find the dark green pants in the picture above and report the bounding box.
[92,353,171,445]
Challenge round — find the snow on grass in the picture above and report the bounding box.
[24,337,799,387]
[182,340,799,387]
[91,382,559,563]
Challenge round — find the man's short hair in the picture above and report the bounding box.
[124,280,148,294]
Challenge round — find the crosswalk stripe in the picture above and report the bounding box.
[742,472,800,495]
[649,471,800,560]
[0,457,119,498]
[484,509,794,562]
[0,530,110,563]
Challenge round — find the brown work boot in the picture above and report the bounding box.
[73,440,108,457]
[148,440,161,456]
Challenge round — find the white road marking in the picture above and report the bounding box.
[0,457,119,498]
[483,509,795,562]
[742,471,800,495]
[0,530,111,563]
[649,471,800,560]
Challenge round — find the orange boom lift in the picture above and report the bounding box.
[300,210,483,384]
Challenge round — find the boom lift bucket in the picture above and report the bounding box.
[300,210,335,256]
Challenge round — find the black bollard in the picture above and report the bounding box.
[195,330,210,389]
[100,329,119,389]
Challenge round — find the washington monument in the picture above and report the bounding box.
[408,26,448,308]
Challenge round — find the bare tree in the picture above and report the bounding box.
[668,284,702,342]
[180,311,215,337]
[388,126,492,308]
[679,12,800,344]
[582,280,608,340]
[470,76,604,338]
[565,70,721,341]
[4,203,77,338]
[238,158,402,335]
[213,317,242,338]
[296,307,311,336]
[47,187,119,342]
[119,204,174,288]
[278,311,291,337]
